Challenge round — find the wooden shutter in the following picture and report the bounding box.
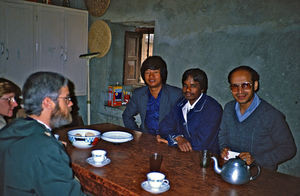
[123,31,142,85]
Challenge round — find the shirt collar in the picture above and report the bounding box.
[182,93,203,122]
[235,93,261,122]
[36,119,52,131]
[186,93,203,111]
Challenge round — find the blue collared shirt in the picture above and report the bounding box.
[235,93,261,122]
[145,89,162,135]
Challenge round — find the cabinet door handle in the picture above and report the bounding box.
[6,48,9,60]
[60,47,64,57]
[36,42,39,53]
[0,42,4,55]
[64,50,67,61]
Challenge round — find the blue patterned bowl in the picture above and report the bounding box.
[68,129,101,149]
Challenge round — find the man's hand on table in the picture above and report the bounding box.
[176,136,192,152]
[156,135,168,144]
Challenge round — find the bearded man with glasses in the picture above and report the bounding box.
[218,66,296,171]
[0,72,85,195]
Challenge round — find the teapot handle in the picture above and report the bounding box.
[249,162,261,181]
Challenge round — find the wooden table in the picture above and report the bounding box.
[54,123,300,196]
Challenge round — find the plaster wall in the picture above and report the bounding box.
[76,0,299,176]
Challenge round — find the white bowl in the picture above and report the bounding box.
[67,129,101,149]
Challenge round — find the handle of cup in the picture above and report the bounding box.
[162,179,169,185]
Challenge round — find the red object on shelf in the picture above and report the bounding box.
[108,85,122,107]
[108,86,113,106]
[124,94,130,104]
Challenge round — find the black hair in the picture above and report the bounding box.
[182,68,208,93]
[140,56,168,84]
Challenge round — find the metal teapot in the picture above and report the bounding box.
[211,156,261,185]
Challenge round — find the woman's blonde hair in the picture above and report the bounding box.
[0,78,21,98]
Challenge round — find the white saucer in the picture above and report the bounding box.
[86,157,111,167]
[141,181,170,194]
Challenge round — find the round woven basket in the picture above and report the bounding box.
[88,20,112,58]
[84,0,110,17]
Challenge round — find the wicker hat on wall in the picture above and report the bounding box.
[88,20,112,58]
[84,0,110,17]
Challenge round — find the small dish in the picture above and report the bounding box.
[86,157,111,167]
[101,131,133,143]
[141,180,170,194]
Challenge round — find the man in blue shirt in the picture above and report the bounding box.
[219,66,296,170]
[122,56,182,137]
[158,68,223,153]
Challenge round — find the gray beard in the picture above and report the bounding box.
[50,105,72,128]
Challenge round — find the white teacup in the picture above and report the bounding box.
[91,150,107,163]
[147,172,169,189]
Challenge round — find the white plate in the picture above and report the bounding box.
[101,131,133,143]
[86,157,111,167]
[141,181,170,194]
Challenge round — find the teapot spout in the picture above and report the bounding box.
[211,156,222,174]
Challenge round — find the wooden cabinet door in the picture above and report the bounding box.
[36,6,87,95]
[63,9,88,95]
[0,1,5,70]
[0,2,35,88]
[36,6,64,73]
[0,1,88,96]
[123,31,142,85]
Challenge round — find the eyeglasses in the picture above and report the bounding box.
[57,96,72,104]
[230,82,252,92]
[0,97,16,104]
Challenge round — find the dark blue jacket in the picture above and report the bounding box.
[122,84,182,133]
[159,94,223,153]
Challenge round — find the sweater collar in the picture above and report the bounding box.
[235,93,261,122]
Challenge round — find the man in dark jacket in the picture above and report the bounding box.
[122,56,182,137]
[0,72,85,196]
[159,68,223,153]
